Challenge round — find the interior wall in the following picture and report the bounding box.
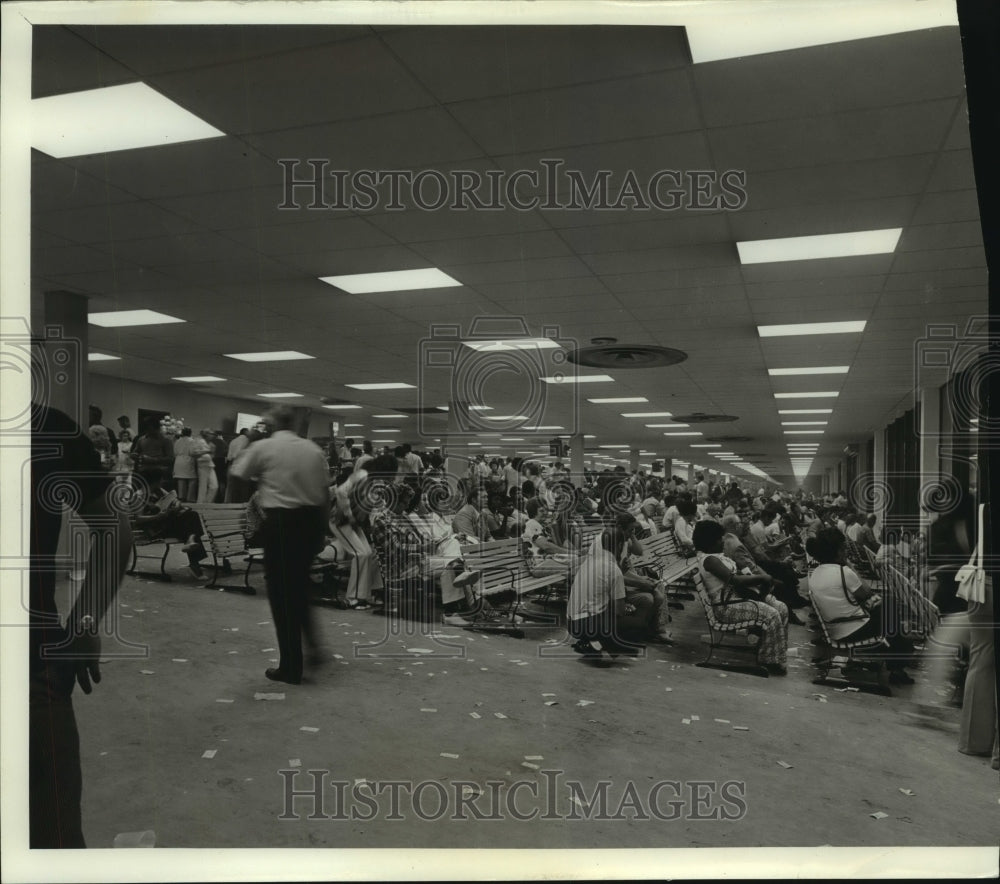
[88,373,264,436]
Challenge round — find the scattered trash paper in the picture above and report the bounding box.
[544,701,558,706]
[469,712,481,719]
[215,699,234,704]
[171,658,188,663]
[733,726,750,731]
[494,712,507,719]
[254,692,285,701]
[201,749,217,759]
[300,726,319,733]
[576,700,595,707]
[899,788,915,796]
[682,718,691,725]
[777,760,793,769]
[421,708,437,713]
[140,670,154,675]
[289,759,301,768]
[715,719,730,724]
[521,762,540,770]
[440,753,459,759]
[870,811,889,820]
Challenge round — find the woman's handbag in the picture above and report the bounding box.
[955,503,987,604]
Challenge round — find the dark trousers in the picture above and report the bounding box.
[30,662,84,848]
[261,507,325,681]
[758,559,808,608]
[843,604,913,670]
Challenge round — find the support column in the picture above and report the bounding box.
[918,384,941,534]
[629,448,640,473]
[872,426,887,533]
[42,290,89,428]
[662,456,672,481]
[570,433,585,487]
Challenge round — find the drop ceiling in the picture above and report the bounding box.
[27,22,986,483]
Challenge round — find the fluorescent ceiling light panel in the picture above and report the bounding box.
[758,321,867,337]
[322,405,362,410]
[686,5,954,64]
[320,268,461,294]
[89,309,184,328]
[622,412,673,418]
[769,366,849,376]
[778,409,833,415]
[784,430,825,435]
[373,414,407,419]
[499,438,525,442]
[88,353,120,362]
[344,423,363,428]
[588,397,649,404]
[646,424,690,428]
[258,392,303,398]
[737,229,901,264]
[663,432,702,437]
[345,382,416,390]
[781,421,828,426]
[32,82,225,158]
[483,415,529,421]
[226,351,314,362]
[690,444,721,448]
[462,339,559,352]
[522,426,564,431]
[541,375,614,384]
[173,375,224,382]
[774,392,839,399]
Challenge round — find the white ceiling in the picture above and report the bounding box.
[29,23,986,482]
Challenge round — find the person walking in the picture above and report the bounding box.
[172,427,197,501]
[191,429,219,504]
[229,406,329,685]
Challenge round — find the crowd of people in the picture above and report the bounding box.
[31,400,997,848]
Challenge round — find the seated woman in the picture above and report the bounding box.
[806,527,915,684]
[132,467,208,578]
[567,527,656,656]
[326,454,397,609]
[483,493,511,540]
[694,519,788,675]
[522,497,581,577]
[672,498,698,556]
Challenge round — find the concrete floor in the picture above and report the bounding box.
[69,555,998,851]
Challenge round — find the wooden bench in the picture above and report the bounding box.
[808,586,892,695]
[460,537,570,629]
[632,531,698,604]
[127,525,175,581]
[190,504,343,596]
[691,572,770,677]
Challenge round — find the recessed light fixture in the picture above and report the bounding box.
[258,392,303,398]
[320,268,461,294]
[781,421,828,426]
[88,353,120,361]
[345,383,416,390]
[226,351,314,362]
[774,392,839,399]
[784,430,825,435]
[778,409,833,415]
[468,405,493,411]
[663,432,702,437]
[372,439,396,444]
[646,424,690,429]
[373,414,407,419]
[322,405,363,410]
[499,438,525,442]
[32,82,225,157]
[375,429,400,433]
[173,375,225,382]
[588,397,649,404]
[541,375,614,384]
[737,229,901,264]
[758,321,867,337]
[690,444,722,448]
[344,423,364,428]
[622,412,673,418]
[89,309,185,328]
[769,366,849,376]
[522,425,564,431]
[462,338,559,352]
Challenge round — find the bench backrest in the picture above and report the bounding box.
[190,503,249,558]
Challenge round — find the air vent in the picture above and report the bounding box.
[567,344,687,369]
[672,413,739,423]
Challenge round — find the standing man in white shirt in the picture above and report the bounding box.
[401,443,423,476]
[229,406,329,685]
